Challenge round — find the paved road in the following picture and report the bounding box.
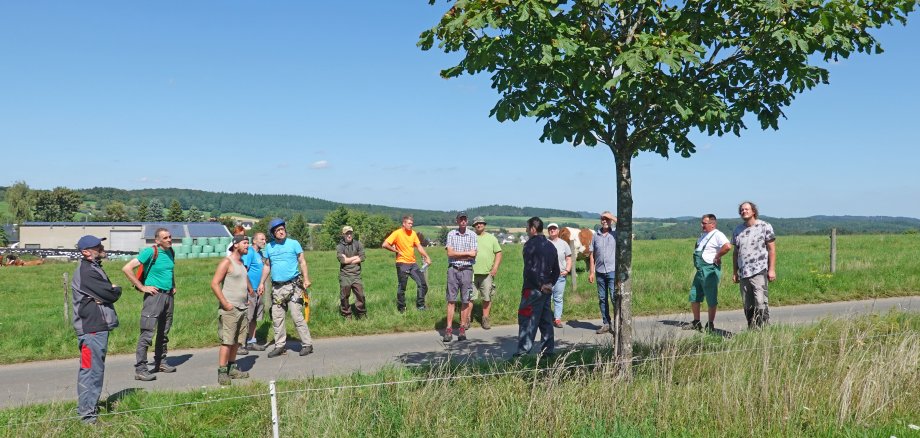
[1,296,917,409]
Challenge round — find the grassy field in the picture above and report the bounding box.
[1,312,917,437]
[0,234,918,364]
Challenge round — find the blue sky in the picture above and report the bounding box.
[2,2,918,219]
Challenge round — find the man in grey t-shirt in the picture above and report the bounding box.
[732,201,776,328]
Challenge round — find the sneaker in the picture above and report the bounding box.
[218,369,231,386]
[481,316,491,330]
[458,327,467,341]
[683,320,703,331]
[442,329,452,342]
[553,319,563,328]
[228,363,249,379]
[135,370,156,381]
[237,345,249,356]
[155,363,176,373]
[267,347,287,358]
[299,345,314,356]
[596,324,611,334]
[247,342,267,352]
[416,306,428,311]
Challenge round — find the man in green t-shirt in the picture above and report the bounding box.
[470,216,502,329]
[122,227,178,381]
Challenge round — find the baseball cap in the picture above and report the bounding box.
[472,216,486,225]
[342,225,354,234]
[456,211,468,220]
[547,223,559,229]
[232,235,249,245]
[77,235,106,250]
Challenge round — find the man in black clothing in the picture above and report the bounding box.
[515,217,560,357]
[71,235,122,424]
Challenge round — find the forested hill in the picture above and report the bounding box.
[75,188,581,225]
[635,215,920,240]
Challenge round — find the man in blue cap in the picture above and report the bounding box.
[72,235,122,424]
[259,218,315,358]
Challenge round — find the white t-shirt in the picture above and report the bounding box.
[695,230,730,264]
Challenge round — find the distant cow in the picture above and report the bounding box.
[558,227,594,271]
[21,258,45,266]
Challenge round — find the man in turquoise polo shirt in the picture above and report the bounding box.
[259,218,314,358]
[122,227,178,381]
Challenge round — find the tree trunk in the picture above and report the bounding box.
[610,138,633,378]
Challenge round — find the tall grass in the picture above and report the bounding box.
[2,313,917,437]
[1,234,918,364]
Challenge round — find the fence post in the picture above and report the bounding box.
[829,228,837,274]
[270,380,280,438]
[63,272,70,323]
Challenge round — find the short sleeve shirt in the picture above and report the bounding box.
[241,247,265,289]
[550,238,572,272]
[264,238,304,282]
[446,228,478,268]
[696,230,730,264]
[732,220,776,279]
[137,246,175,291]
[473,232,502,275]
[384,228,420,264]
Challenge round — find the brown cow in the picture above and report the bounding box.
[558,227,594,271]
[21,258,44,266]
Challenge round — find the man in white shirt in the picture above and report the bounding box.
[686,214,731,332]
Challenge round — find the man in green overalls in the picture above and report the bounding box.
[686,214,732,332]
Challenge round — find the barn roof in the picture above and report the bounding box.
[22,222,231,239]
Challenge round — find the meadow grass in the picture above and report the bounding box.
[0,234,918,364]
[1,312,917,437]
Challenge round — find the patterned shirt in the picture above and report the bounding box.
[732,220,776,279]
[591,229,617,274]
[446,228,478,268]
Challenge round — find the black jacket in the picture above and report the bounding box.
[71,258,122,336]
[522,235,561,290]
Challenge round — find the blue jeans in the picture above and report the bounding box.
[517,288,554,355]
[596,271,616,325]
[551,276,567,321]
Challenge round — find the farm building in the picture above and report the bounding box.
[18,222,231,254]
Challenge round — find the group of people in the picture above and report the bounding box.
[68,201,776,424]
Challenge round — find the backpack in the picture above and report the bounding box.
[135,246,173,284]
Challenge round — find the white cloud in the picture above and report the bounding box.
[310,160,330,169]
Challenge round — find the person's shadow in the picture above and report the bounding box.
[660,319,733,338]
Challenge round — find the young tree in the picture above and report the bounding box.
[167,200,185,222]
[0,225,8,247]
[185,205,205,222]
[135,199,149,222]
[146,198,165,222]
[5,181,32,223]
[104,201,130,222]
[32,187,82,222]
[287,214,311,248]
[321,206,351,250]
[421,0,917,371]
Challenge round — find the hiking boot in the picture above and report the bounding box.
[705,322,715,333]
[442,329,452,342]
[247,342,267,352]
[553,319,563,328]
[481,316,491,330]
[458,327,467,341]
[155,363,176,373]
[228,363,249,379]
[596,324,611,334]
[683,320,703,332]
[135,370,156,381]
[267,347,287,358]
[299,345,313,356]
[237,345,249,356]
[218,368,231,386]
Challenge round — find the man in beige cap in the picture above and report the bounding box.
[336,225,367,319]
[471,216,502,329]
[588,211,617,334]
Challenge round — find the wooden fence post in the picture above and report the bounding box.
[63,272,70,323]
[830,228,837,274]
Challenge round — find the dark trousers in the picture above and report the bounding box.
[395,263,427,311]
[135,292,174,372]
[77,331,109,423]
[517,288,554,355]
[340,277,367,317]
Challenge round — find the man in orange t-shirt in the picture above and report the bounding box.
[382,215,433,312]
